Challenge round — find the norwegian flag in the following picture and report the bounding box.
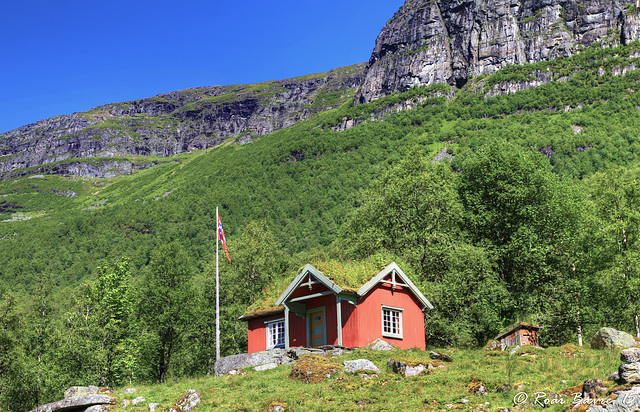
[217,214,231,262]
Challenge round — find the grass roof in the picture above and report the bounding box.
[240,255,414,319]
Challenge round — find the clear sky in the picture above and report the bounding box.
[0,0,405,134]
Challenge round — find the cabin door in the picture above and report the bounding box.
[308,308,326,347]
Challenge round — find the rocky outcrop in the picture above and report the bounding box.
[214,345,352,377]
[169,389,201,412]
[0,64,365,178]
[29,392,115,412]
[356,0,640,103]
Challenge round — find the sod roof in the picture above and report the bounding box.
[239,257,409,320]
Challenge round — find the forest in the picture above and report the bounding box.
[1,42,640,409]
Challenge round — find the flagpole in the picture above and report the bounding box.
[216,206,220,362]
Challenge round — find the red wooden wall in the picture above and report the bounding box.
[247,279,426,352]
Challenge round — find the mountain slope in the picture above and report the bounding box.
[0,65,365,179]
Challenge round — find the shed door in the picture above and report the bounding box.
[309,309,326,347]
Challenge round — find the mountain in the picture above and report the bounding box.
[0,65,365,179]
[356,0,640,102]
[3,0,640,180]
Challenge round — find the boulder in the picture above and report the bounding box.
[64,386,98,398]
[387,360,406,374]
[586,384,640,412]
[619,362,640,384]
[214,349,287,376]
[149,404,160,412]
[468,381,488,396]
[29,395,116,412]
[85,406,110,412]
[591,327,638,349]
[122,387,136,394]
[581,379,607,399]
[289,354,340,384]
[368,338,396,351]
[343,359,381,374]
[254,362,278,372]
[621,347,640,363]
[169,389,201,412]
[404,364,426,377]
[131,396,146,405]
[429,351,453,362]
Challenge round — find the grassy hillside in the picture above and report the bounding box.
[110,345,621,411]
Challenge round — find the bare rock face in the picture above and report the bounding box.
[356,0,640,103]
[0,64,365,179]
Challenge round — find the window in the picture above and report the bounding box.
[266,319,285,349]
[382,306,403,339]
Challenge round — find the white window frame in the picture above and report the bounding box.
[265,318,285,349]
[381,306,403,339]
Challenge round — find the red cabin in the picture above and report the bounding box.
[239,262,433,352]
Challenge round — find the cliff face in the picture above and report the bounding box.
[0,64,365,178]
[356,0,640,103]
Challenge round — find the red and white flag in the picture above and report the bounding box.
[217,214,231,262]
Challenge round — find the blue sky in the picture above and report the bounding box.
[0,0,404,133]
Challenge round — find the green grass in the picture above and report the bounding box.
[106,346,621,411]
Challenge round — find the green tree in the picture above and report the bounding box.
[458,141,583,324]
[338,152,464,279]
[338,152,508,346]
[137,242,193,383]
[583,166,640,336]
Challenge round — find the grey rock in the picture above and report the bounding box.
[85,406,109,412]
[121,399,130,408]
[29,395,116,412]
[404,364,426,377]
[586,384,640,411]
[470,384,488,396]
[149,403,160,412]
[591,327,639,349]
[64,386,98,399]
[621,347,640,363]
[429,351,453,362]
[582,379,607,399]
[607,371,620,381]
[169,389,201,412]
[460,398,469,404]
[132,396,146,405]
[254,362,278,372]
[343,359,381,374]
[387,359,406,374]
[214,349,287,377]
[619,362,640,384]
[122,387,137,394]
[368,338,396,351]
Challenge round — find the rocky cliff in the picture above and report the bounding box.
[0,64,365,179]
[356,0,640,103]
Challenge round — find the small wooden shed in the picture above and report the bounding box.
[494,322,541,346]
[239,261,433,352]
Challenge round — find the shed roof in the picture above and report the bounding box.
[494,322,541,341]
